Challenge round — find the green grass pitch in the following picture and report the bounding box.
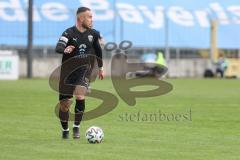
[0,78,239,160]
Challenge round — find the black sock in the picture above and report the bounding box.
[59,109,69,130]
[74,99,85,126]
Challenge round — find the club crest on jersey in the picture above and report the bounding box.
[88,35,93,42]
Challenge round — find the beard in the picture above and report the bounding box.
[82,23,91,29]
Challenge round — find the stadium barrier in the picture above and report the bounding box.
[0,50,19,80]
[17,57,214,78]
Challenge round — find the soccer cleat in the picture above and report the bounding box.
[62,130,69,139]
[73,127,80,139]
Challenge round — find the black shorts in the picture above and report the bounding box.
[58,55,98,101]
[59,61,91,101]
[59,73,90,101]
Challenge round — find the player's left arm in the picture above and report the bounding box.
[93,31,104,80]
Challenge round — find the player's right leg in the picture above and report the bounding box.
[59,95,73,139]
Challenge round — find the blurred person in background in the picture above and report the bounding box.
[215,52,229,78]
[131,51,167,78]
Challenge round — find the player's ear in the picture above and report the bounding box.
[78,16,84,23]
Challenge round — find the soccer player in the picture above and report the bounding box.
[55,7,104,139]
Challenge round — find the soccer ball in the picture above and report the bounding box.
[85,126,104,144]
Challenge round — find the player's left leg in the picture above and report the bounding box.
[72,85,87,139]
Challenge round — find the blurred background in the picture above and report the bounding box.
[0,0,240,79]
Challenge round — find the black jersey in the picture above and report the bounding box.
[55,26,103,68]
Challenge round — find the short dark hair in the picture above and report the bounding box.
[76,7,91,15]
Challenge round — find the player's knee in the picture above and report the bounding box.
[75,95,85,100]
[60,99,71,112]
[74,86,87,97]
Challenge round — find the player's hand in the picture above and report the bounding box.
[99,69,104,80]
[64,45,75,54]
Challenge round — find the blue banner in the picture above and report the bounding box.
[0,0,240,48]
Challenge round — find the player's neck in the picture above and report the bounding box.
[76,24,87,33]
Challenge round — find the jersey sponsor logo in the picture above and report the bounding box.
[79,43,87,54]
[79,44,87,49]
[88,35,93,42]
[59,36,68,43]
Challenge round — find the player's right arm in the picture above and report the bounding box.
[55,29,75,54]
